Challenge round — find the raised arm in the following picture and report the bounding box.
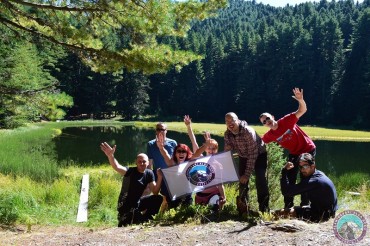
[193,132,212,158]
[156,133,175,166]
[292,87,307,119]
[149,168,163,195]
[184,115,199,152]
[100,142,127,176]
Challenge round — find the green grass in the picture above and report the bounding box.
[0,125,60,182]
[0,121,369,228]
[136,121,370,142]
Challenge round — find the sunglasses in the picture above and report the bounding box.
[262,117,271,125]
[176,149,187,154]
[156,128,166,132]
[299,164,311,170]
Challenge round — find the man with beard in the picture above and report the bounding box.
[224,112,269,213]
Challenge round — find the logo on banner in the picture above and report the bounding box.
[186,162,215,186]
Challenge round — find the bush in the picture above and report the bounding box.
[0,193,20,225]
[266,143,286,210]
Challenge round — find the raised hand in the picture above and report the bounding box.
[284,162,294,170]
[184,115,192,126]
[156,132,165,149]
[100,142,116,157]
[203,131,211,141]
[292,87,303,101]
[203,131,213,147]
[156,168,163,179]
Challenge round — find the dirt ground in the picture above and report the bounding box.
[1,215,369,246]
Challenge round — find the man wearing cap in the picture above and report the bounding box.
[279,153,338,222]
[259,88,316,208]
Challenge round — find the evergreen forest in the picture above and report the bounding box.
[1,0,370,129]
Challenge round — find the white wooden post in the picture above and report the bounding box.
[76,174,89,222]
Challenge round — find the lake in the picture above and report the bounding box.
[53,126,370,176]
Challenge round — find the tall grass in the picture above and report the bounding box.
[0,125,60,182]
[0,167,122,227]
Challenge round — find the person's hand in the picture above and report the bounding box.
[100,142,116,157]
[219,197,226,209]
[292,87,303,101]
[284,162,294,170]
[202,132,212,147]
[156,168,163,179]
[239,175,248,184]
[184,115,191,126]
[203,131,211,141]
[156,132,165,149]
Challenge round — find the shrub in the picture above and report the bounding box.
[0,193,20,225]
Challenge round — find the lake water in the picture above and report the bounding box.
[53,126,370,176]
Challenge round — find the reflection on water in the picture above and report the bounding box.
[53,126,370,176]
[53,126,215,166]
[314,140,370,176]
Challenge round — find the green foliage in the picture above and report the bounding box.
[266,143,286,210]
[44,179,78,205]
[0,0,228,74]
[116,72,150,120]
[40,92,74,121]
[0,125,60,182]
[0,27,73,128]
[88,174,121,210]
[0,192,20,225]
[148,0,370,128]
[332,172,370,195]
[156,204,200,225]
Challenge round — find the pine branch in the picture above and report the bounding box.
[4,0,105,12]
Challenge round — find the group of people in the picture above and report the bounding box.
[100,88,338,226]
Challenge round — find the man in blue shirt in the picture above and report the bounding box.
[279,153,337,222]
[147,122,177,207]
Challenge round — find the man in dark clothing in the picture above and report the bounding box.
[279,153,337,222]
[100,142,163,227]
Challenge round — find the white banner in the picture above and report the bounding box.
[161,151,239,200]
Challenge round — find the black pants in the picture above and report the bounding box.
[239,152,269,212]
[295,205,335,223]
[166,194,192,209]
[118,194,163,227]
[285,149,316,208]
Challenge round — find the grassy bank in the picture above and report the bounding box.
[0,121,369,228]
[136,121,370,142]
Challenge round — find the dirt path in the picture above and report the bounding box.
[1,216,369,245]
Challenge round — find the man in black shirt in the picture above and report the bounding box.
[279,153,337,222]
[100,142,163,227]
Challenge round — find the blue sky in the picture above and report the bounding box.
[257,0,363,7]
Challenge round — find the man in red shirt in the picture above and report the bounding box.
[259,88,316,209]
